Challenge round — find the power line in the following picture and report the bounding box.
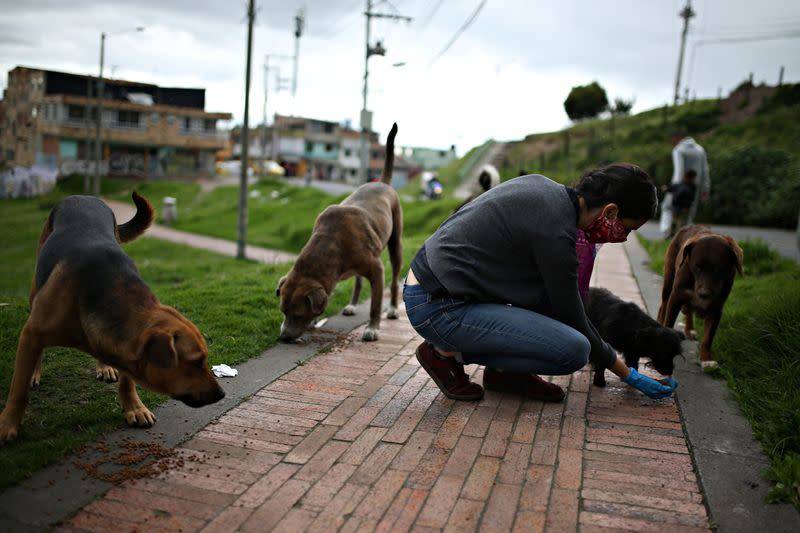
[686,31,800,92]
[693,31,800,46]
[427,0,487,67]
[418,0,445,30]
[317,0,364,38]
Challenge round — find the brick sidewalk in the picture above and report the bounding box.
[57,244,711,532]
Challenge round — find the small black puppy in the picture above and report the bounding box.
[586,287,684,387]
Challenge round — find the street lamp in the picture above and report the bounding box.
[358,38,386,183]
[92,26,145,196]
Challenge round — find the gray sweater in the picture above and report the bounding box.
[413,174,616,367]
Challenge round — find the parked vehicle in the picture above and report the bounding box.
[420,171,444,200]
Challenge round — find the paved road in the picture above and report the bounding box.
[638,220,799,262]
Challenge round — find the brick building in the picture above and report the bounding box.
[0,66,232,177]
[267,114,414,186]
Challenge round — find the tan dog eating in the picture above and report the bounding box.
[0,192,225,443]
[277,123,403,342]
[657,224,744,369]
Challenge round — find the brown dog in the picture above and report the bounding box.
[0,192,225,443]
[657,224,743,369]
[277,123,403,342]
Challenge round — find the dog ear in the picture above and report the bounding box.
[275,275,287,297]
[725,236,744,275]
[307,288,328,315]
[141,332,178,368]
[677,240,696,269]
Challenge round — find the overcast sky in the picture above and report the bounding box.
[1,0,799,154]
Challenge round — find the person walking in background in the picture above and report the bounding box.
[659,134,710,238]
[662,169,698,237]
[403,164,678,403]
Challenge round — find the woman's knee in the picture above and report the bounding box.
[560,331,590,372]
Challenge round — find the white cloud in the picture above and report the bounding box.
[2,0,799,155]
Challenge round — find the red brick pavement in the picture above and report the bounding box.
[57,245,711,532]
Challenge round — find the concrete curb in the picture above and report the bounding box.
[0,301,374,532]
[625,233,800,532]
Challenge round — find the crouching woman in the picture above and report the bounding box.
[403,163,677,402]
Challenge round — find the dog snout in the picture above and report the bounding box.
[696,287,713,299]
[176,386,225,408]
[278,332,297,342]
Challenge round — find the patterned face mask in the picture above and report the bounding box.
[585,213,629,243]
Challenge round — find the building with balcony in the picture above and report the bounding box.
[336,128,362,184]
[398,145,457,171]
[0,66,232,178]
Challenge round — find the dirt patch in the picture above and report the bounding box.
[719,84,775,125]
[72,437,202,484]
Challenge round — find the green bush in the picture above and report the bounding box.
[674,105,721,135]
[760,83,800,113]
[696,146,799,229]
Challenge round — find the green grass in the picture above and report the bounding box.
[0,176,458,490]
[638,234,800,509]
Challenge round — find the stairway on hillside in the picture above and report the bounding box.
[453,141,508,199]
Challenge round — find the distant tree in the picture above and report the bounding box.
[611,97,634,116]
[564,82,609,121]
[607,97,635,138]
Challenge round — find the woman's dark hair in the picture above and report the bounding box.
[575,163,657,220]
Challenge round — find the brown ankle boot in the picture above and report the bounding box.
[415,342,484,401]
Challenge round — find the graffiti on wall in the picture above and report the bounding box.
[59,159,109,176]
[1,166,59,199]
[109,153,146,177]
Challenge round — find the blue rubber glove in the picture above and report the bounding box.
[622,368,678,399]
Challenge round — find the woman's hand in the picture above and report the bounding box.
[622,368,678,399]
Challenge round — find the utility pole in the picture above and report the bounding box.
[293,8,304,97]
[93,32,106,196]
[358,0,411,183]
[84,74,93,193]
[237,0,256,260]
[261,54,292,160]
[673,0,695,106]
[261,55,271,161]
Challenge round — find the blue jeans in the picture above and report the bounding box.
[403,282,589,375]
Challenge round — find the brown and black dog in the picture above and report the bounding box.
[0,192,225,443]
[657,224,744,369]
[276,123,403,342]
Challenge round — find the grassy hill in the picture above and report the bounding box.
[489,81,800,229]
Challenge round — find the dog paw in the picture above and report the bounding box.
[592,378,607,388]
[124,406,156,427]
[96,364,119,383]
[30,370,41,389]
[362,327,379,342]
[700,360,719,370]
[0,415,20,443]
[684,329,698,340]
[386,306,399,319]
[342,305,356,316]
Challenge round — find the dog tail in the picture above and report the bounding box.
[381,122,398,184]
[117,191,154,243]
